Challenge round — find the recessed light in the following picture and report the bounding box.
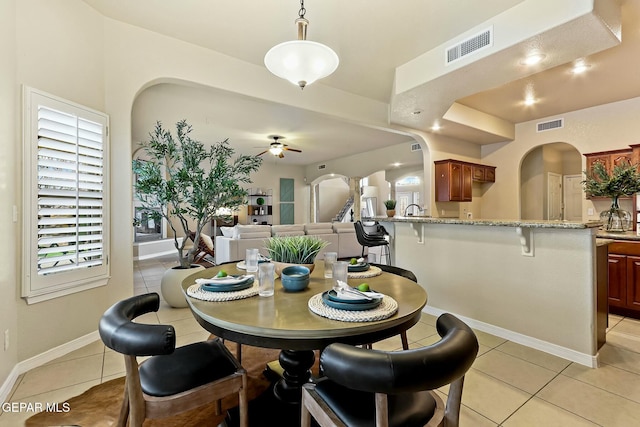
[521,52,546,66]
[572,61,591,74]
[524,96,537,106]
[431,122,441,131]
[392,162,401,167]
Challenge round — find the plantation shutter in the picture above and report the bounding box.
[23,87,110,303]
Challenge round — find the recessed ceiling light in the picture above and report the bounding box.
[431,123,441,131]
[521,52,546,66]
[524,96,537,106]
[392,162,401,167]
[572,61,591,74]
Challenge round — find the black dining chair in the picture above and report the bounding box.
[99,292,248,427]
[301,313,479,427]
[354,221,391,265]
[369,263,417,349]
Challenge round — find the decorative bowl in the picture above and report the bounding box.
[273,261,315,277]
[280,265,310,292]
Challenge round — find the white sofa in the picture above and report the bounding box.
[214,222,363,265]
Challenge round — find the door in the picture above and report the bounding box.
[627,256,640,309]
[547,172,562,220]
[609,254,627,308]
[563,174,583,221]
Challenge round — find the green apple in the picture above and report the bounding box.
[357,283,370,292]
[216,270,228,278]
[350,258,358,265]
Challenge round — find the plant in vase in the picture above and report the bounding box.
[582,161,640,232]
[264,235,329,276]
[133,120,262,306]
[384,199,397,217]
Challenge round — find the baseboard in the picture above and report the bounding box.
[422,306,599,368]
[134,249,176,261]
[0,365,20,403]
[0,330,100,402]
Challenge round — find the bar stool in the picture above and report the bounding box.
[354,221,391,265]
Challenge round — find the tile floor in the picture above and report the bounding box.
[2,255,640,426]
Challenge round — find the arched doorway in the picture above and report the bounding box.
[520,142,582,220]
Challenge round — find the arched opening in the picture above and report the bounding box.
[520,142,582,220]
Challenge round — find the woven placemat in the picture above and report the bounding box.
[347,265,382,279]
[187,282,259,301]
[308,293,398,322]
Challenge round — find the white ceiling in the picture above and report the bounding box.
[84,0,639,164]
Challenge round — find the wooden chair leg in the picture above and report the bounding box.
[239,370,249,427]
[116,378,130,427]
[400,331,409,350]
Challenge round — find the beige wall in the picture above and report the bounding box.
[318,178,350,222]
[0,0,18,386]
[481,97,640,220]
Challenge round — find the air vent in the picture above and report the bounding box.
[410,143,422,152]
[446,27,493,65]
[317,164,326,170]
[537,119,564,132]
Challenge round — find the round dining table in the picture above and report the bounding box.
[181,261,427,403]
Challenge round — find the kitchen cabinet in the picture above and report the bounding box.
[435,159,495,202]
[607,241,640,318]
[247,188,272,224]
[584,149,634,199]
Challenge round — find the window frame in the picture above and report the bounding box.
[22,86,110,304]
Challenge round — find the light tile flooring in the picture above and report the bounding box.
[2,255,640,426]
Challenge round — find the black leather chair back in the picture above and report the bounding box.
[370,263,417,282]
[99,293,176,357]
[354,221,387,246]
[320,313,478,394]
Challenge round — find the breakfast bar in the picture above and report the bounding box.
[374,217,604,367]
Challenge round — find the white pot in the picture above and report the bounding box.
[160,264,205,308]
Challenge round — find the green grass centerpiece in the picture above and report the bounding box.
[264,235,329,276]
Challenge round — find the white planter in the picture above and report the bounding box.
[160,264,205,308]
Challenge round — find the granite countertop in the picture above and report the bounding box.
[366,216,603,229]
[596,231,640,241]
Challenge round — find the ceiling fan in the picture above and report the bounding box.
[256,136,302,158]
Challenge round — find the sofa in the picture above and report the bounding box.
[214,222,363,265]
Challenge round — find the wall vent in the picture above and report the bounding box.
[537,118,564,132]
[446,27,493,65]
[410,143,422,152]
[317,164,327,170]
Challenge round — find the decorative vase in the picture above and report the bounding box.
[160,264,205,308]
[272,261,315,277]
[600,196,632,232]
[386,209,395,217]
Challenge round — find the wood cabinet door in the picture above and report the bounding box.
[485,167,496,182]
[611,152,633,168]
[435,162,452,202]
[626,256,640,310]
[608,254,627,308]
[449,162,463,201]
[472,166,485,181]
[586,154,611,175]
[462,163,473,201]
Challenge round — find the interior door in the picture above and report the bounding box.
[547,172,562,220]
[563,174,583,221]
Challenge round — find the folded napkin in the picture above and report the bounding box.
[195,275,251,286]
[334,280,384,300]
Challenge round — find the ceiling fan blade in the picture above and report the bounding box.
[256,150,268,156]
[284,147,302,153]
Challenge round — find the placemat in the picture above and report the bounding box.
[347,265,382,279]
[308,293,398,322]
[187,282,259,301]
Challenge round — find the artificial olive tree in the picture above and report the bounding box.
[133,120,262,268]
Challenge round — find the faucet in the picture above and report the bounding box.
[404,204,422,216]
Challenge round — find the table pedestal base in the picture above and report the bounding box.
[273,349,316,404]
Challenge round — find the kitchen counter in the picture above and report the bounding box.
[375,219,602,367]
[596,230,640,241]
[366,216,602,229]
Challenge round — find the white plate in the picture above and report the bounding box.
[236,261,246,270]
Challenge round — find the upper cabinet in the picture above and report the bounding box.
[584,146,639,199]
[435,159,496,202]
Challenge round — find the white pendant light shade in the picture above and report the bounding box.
[265,40,339,89]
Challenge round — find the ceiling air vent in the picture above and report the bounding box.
[537,118,564,132]
[410,143,422,152]
[446,27,493,65]
[317,164,327,170]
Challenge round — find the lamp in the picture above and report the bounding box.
[264,0,339,89]
[269,145,284,156]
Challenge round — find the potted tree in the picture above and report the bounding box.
[384,199,397,217]
[133,120,262,306]
[583,161,640,231]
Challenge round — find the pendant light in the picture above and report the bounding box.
[264,0,339,89]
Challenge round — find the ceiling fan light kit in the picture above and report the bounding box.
[257,135,302,159]
[264,0,339,89]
